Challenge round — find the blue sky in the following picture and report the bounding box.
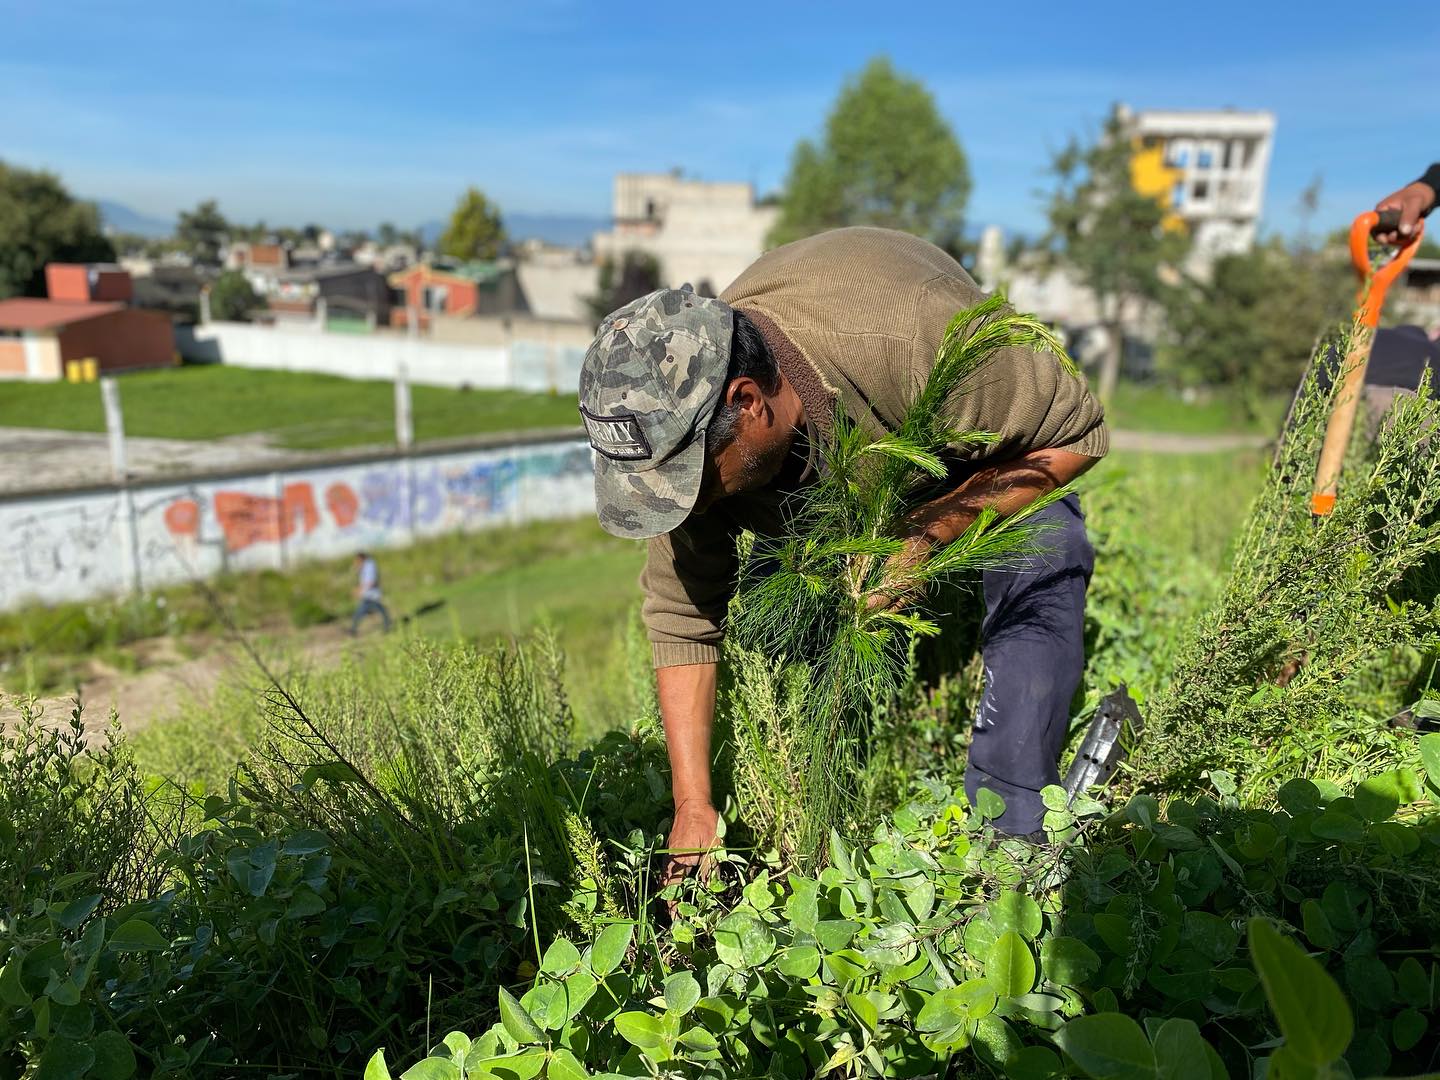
[2,1,1436,239]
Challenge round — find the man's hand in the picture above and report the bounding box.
[866,532,937,613]
[660,799,718,915]
[1376,181,1436,244]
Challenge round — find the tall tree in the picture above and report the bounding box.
[440,188,506,262]
[0,162,114,298]
[176,200,230,268]
[207,270,262,322]
[1161,240,1350,415]
[585,252,661,321]
[769,57,970,249]
[1043,108,1189,403]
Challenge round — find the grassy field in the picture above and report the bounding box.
[0,364,581,449]
[1105,381,1288,435]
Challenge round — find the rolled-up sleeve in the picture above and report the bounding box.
[641,516,739,668]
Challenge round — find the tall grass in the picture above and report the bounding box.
[726,295,1080,865]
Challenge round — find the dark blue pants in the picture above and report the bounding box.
[350,597,392,633]
[965,493,1093,835]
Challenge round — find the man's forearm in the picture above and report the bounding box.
[656,661,718,808]
[907,447,1100,544]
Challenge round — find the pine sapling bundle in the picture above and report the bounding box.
[726,295,1079,865]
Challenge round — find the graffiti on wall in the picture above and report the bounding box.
[0,440,595,612]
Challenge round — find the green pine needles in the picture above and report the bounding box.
[726,294,1079,865]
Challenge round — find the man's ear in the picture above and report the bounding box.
[726,376,766,417]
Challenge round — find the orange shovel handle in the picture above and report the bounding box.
[1349,211,1425,327]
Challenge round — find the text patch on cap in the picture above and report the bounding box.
[580,405,652,461]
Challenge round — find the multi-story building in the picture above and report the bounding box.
[592,172,778,296]
[1126,106,1276,266]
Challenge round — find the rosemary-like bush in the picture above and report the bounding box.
[1138,322,1440,796]
[726,295,1079,865]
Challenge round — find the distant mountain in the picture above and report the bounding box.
[420,213,609,251]
[93,200,174,238]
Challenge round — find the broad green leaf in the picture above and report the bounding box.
[1007,1044,1062,1080]
[54,894,102,931]
[1299,900,1336,949]
[400,1060,459,1080]
[1392,1007,1427,1052]
[301,761,361,786]
[541,937,582,975]
[1396,956,1429,1005]
[964,916,998,959]
[846,991,878,1032]
[0,960,29,1007]
[363,1049,391,1080]
[1247,918,1352,1066]
[498,986,546,1045]
[280,829,331,856]
[89,1031,137,1080]
[1040,935,1101,985]
[1041,785,1070,812]
[1310,808,1364,843]
[1124,794,1159,828]
[1353,769,1422,822]
[785,876,819,932]
[775,945,821,980]
[976,787,1007,821]
[1419,732,1440,791]
[677,1026,719,1053]
[814,919,859,951]
[1152,1018,1213,1080]
[589,922,633,977]
[990,891,1042,940]
[714,909,775,968]
[108,919,169,952]
[614,1011,665,1049]
[985,930,1036,998]
[973,1014,1021,1070]
[548,1048,590,1080]
[829,829,856,878]
[33,1036,94,1080]
[1055,1013,1155,1080]
[663,971,701,1016]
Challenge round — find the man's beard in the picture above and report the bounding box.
[734,436,790,492]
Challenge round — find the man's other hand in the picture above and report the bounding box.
[866,533,936,613]
[1376,181,1436,244]
[660,800,719,916]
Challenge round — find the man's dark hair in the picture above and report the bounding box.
[706,310,779,454]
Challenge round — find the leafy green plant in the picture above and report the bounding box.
[374,746,1440,1080]
[727,294,1077,864]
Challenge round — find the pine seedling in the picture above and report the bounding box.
[727,295,1081,866]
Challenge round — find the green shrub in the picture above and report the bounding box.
[375,743,1440,1080]
[1140,351,1440,796]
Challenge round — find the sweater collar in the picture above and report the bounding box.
[741,308,834,481]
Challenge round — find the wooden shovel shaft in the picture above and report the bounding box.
[1310,326,1374,516]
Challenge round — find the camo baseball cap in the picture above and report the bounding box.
[578,286,734,539]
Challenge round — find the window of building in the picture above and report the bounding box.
[1223,140,1235,169]
[1197,148,1214,169]
[1192,179,1210,201]
[423,284,449,311]
[1168,144,1190,168]
[1172,180,1186,208]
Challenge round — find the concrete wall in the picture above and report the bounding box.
[177,321,525,389]
[0,435,595,612]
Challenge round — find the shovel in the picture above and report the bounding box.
[1310,208,1426,516]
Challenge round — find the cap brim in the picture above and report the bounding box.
[591,435,708,540]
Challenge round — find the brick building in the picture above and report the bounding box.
[0,264,175,381]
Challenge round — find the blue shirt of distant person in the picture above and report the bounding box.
[350,552,392,634]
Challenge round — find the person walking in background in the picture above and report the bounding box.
[1374,164,1439,243]
[349,551,392,635]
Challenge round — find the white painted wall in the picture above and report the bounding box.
[0,437,595,611]
[176,322,539,390]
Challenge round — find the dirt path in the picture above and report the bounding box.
[1,620,372,735]
[1110,430,1271,454]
